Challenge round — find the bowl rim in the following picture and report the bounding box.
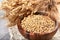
[17,14,59,35]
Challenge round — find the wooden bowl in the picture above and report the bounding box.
[17,14,58,40]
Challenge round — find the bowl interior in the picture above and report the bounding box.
[18,12,58,35]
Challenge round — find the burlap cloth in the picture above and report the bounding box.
[9,25,60,40]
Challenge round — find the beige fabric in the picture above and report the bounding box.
[9,25,60,40]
